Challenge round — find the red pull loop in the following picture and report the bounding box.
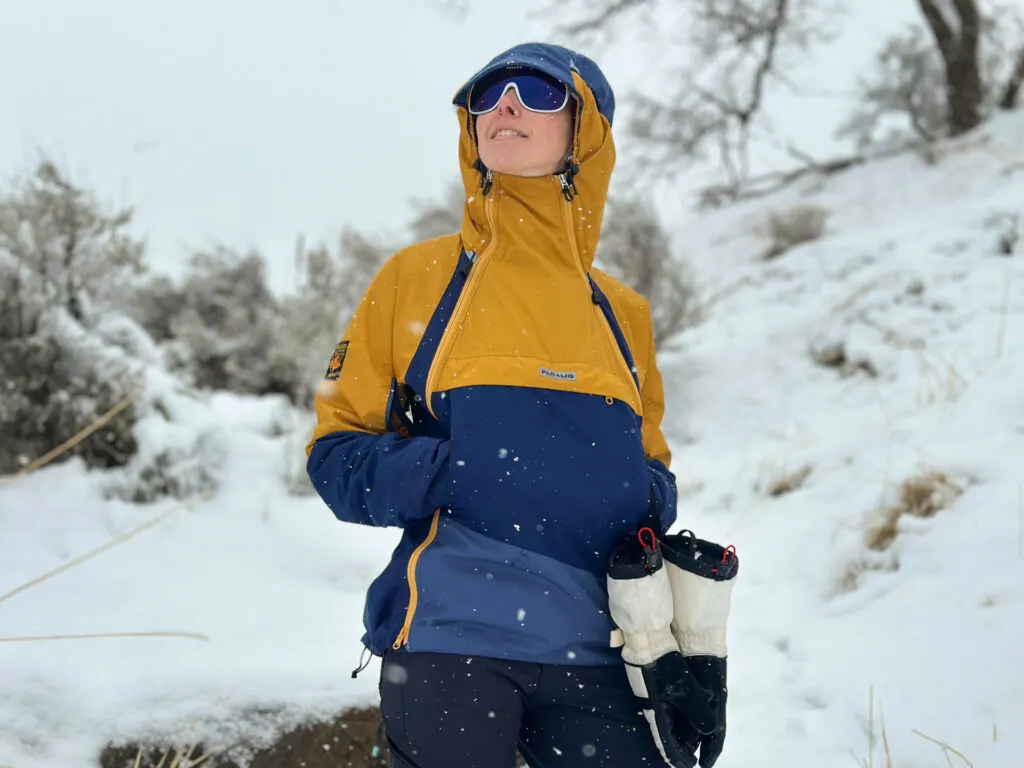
[722,545,737,563]
[638,527,658,551]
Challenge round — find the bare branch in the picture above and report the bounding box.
[999,46,1024,108]
[917,0,957,59]
[528,0,656,46]
[616,0,840,198]
[556,0,649,38]
[422,0,469,20]
[951,0,982,49]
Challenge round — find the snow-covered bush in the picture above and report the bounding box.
[103,427,219,504]
[161,246,288,397]
[0,158,145,476]
[595,195,701,344]
[763,203,829,260]
[0,159,145,325]
[0,300,140,475]
[267,228,390,407]
[119,274,187,343]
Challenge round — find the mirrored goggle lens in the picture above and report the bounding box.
[468,73,569,115]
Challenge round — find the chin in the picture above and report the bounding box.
[481,153,554,178]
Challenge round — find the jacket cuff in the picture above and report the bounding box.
[420,439,452,516]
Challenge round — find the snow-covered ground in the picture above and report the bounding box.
[3,111,1024,766]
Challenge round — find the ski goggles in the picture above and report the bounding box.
[467,69,571,115]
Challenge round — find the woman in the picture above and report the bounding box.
[307,42,680,767]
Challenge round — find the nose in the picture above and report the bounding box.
[496,88,522,117]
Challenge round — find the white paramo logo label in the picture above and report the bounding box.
[539,367,577,381]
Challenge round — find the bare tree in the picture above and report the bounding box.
[840,3,1024,149]
[837,27,951,148]
[916,0,985,134]
[533,0,840,199]
[531,0,656,46]
[999,44,1024,108]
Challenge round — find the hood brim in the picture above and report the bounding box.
[451,43,615,128]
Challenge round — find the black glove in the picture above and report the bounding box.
[606,524,719,767]
[676,655,728,767]
[662,531,739,768]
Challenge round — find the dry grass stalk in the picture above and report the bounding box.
[866,471,963,551]
[133,742,219,768]
[832,279,882,316]
[0,490,214,647]
[912,729,975,767]
[0,631,208,644]
[763,203,830,260]
[0,504,181,606]
[766,464,812,497]
[852,685,894,768]
[0,386,140,488]
[913,350,969,408]
[105,705,394,768]
[809,340,879,379]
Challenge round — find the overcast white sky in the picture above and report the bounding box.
[0,0,958,289]
[0,1,543,287]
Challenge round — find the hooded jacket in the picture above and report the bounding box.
[306,43,677,666]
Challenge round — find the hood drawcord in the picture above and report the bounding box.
[473,158,494,196]
[474,156,578,200]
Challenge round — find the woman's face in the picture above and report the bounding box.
[476,88,574,178]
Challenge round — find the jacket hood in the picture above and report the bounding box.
[451,42,617,271]
[452,43,616,127]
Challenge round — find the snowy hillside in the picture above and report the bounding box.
[2,112,1024,767]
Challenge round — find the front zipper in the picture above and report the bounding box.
[423,173,639,417]
[423,183,500,419]
[392,509,442,650]
[555,176,643,409]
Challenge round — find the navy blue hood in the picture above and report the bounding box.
[452,42,616,127]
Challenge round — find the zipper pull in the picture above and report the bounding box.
[559,158,580,201]
[558,172,576,202]
[392,627,409,651]
[456,249,477,276]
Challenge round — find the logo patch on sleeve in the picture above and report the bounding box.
[324,340,350,380]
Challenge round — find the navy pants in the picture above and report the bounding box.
[378,650,665,767]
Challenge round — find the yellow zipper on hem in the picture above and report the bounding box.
[392,509,442,650]
[423,186,500,420]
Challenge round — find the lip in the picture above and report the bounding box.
[490,127,528,140]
